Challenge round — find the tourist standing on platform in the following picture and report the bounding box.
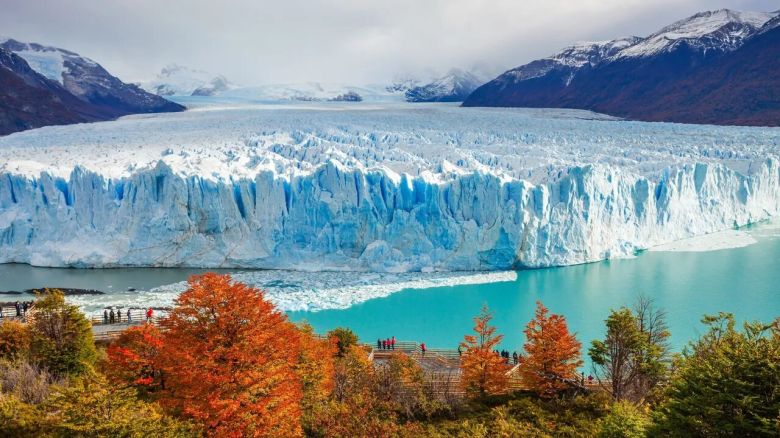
[15,301,21,317]
[109,309,115,324]
[420,342,427,356]
[103,309,109,324]
[146,307,154,322]
[391,336,396,350]
[127,308,132,323]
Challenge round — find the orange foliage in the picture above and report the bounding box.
[158,273,304,437]
[519,301,583,397]
[297,322,336,431]
[0,320,31,361]
[312,345,417,438]
[105,323,164,390]
[459,304,509,397]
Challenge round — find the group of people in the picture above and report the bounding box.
[103,308,130,324]
[374,337,428,356]
[101,307,155,325]
[377,336,396,350]
[496,349,519,365]
[0,301,33,319]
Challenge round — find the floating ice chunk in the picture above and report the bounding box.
[649,230,757,252]
[65,270,519,313]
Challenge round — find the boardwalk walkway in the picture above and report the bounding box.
[3,304,602,393]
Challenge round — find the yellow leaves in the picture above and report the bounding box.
[0,320,31,361]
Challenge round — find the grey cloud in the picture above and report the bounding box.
[1,0,777,85]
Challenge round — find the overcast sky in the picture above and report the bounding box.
[2,0,777,85]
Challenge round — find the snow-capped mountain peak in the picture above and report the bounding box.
[500,37,639,84]
[548,37,641,68]
[0,38,98,84]
[614,9,779,58]
[143,64,235,97]
[386,76,420,94]
[404,69,483,102]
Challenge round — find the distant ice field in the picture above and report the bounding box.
[1,102,776,184]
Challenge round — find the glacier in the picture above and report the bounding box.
[0,103,778,271]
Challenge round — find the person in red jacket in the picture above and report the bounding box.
[420,342,426,356]
[146,307,153,322]
[391,336,396,350]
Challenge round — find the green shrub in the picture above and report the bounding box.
[327,327,359,357]
[650,314,780,437]
[29,290,97,377]
[598,401,649,438]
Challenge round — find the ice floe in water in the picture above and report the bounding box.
[66,270,518,313]
[650,229,757,252]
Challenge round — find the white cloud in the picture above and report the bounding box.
[1,0,776,85]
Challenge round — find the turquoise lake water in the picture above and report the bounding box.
[288,225,780,357]
[2,224,778,365]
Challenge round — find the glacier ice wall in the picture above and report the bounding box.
[1,158,778,270]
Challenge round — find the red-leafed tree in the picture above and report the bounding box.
[105,323,164,394]
[459,304,509,397]
[157,273,304,437]
[519,301,582,397]
[297,322,336,434]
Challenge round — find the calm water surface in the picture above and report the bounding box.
[288,226,780,355]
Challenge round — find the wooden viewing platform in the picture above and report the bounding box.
[3,305,603,394]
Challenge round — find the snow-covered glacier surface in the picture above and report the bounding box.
[0,102,778,271]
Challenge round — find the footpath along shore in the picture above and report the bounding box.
[2,302,604,395]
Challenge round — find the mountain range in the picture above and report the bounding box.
[0,38,183,135]
[463,9,780,126]
[402,69,484,102]
[141,64,236,97]
[142,67,484,103]
[3,8,778,133]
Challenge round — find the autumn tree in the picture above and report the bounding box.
[519,301,583,397]
[631,295,671,401]
[157,273,304,437]
[327,327,358,357]
[460,304,509,397]
[589,308,644,401]
[45,372,197,437]
[104,323,165,396]
[28,289,97,377]
[0,320,31,362]
[297,322,336,434]
[314,344,420,437]
[589,298,670,402]
[376,352,454,420]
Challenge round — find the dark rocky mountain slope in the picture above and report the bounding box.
[463,9,780,126]
[0,38,184,135]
